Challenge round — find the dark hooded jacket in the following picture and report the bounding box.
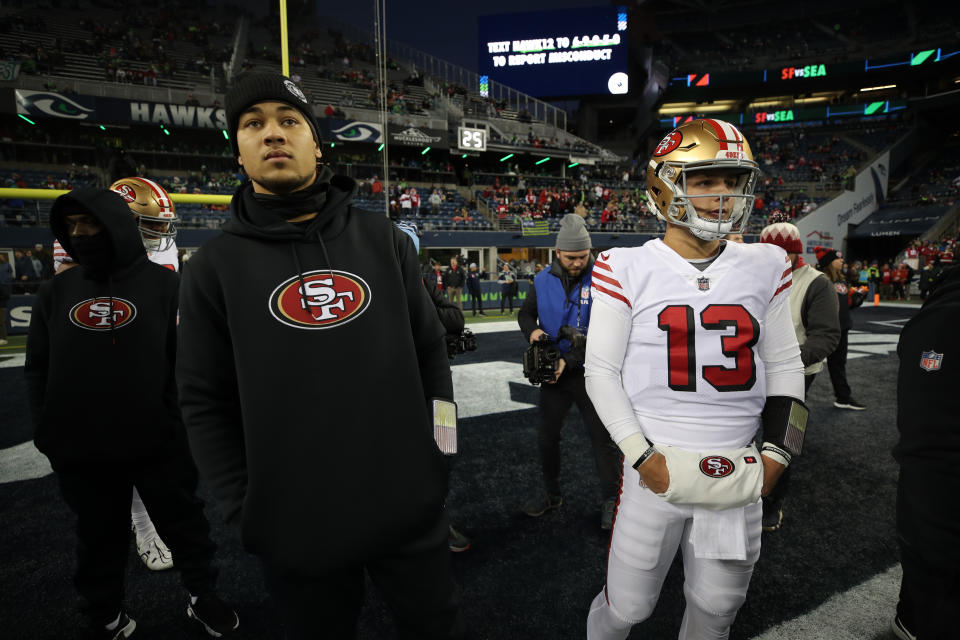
[176,169,452,574]
[24,188,182,466]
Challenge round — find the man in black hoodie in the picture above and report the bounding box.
[891,265,960,640]
[176,72,465,639]
[24,188,237,639]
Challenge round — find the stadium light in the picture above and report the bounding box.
[568,162,579,168]
[499,153,514,162]
[17,114,35,125]
[221,130,229,140]
[461,154,467,158]
[99,125,106,131]
[421,146,431,155]
[330,142,336,148]
[160,125,170,136]
[535,157,550,165]
[860,84,896,92]
[378,143,385,151]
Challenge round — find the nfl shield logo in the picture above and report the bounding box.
[697,277,710,291]
[920,351,943,372]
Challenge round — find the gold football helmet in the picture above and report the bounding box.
[109,177,178,252]
[646,119,760,240]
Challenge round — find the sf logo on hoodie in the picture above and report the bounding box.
[269,270,371,329]
[69,297,137,331]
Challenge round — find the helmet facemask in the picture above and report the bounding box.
[649,162,759,241]
[135,214,176,252]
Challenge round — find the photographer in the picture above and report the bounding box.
[517,214,620,530]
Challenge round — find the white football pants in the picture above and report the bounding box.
[587,462,762,640]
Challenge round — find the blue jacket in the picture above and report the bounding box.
[533,260,593,356]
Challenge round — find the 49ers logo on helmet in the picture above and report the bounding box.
[69,297,137,331]
[269,270,371,330]
[699,455,735,478]
[653,131,683,157]
[113,184,137,203]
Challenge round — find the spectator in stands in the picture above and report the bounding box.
[410,188,420,217]
[429,189,442,215]
[370,175,383,195]
[815,246,866,411]
[443,257,465,310]
[399,188,412,216]
[0,253,10,346]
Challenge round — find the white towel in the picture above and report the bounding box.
[690,505,748,560]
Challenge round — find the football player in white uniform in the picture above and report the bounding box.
[584,119,807,639]
[110,177,179,571]
[52,177,181,570]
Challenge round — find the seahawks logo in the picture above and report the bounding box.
[332,122,382,143]
[15,90,94,120]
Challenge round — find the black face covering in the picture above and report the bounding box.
[251,176,329,220]
[70,232,114,271]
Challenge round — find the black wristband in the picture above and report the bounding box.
[632,444,657,470]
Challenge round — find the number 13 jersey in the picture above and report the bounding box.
[589,238,798,450]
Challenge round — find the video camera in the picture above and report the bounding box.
[446,328,478,359]
[522,325,585,385]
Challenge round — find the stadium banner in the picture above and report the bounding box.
[847,205,947,238]
[387,124,448,149]
[795,151,890,263]
[14,90,228,130]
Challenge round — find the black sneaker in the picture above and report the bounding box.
[522,489,562,517]
[448,525,471,552]
[187,593,239,637]
[762,496,783,532]
[834,398,867,410]
[891,614,917,640]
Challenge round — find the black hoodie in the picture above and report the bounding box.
[894,265,960,473]
[176,170,452,574]
[25,188,182,466]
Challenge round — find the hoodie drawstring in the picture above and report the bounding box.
[291,232,336,322]
[108,275,117,345]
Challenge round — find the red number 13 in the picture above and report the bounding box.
[657,304,759,392]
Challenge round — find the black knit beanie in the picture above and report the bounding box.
[225,72,322,158]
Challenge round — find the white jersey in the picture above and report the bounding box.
[53,239,179,272]
[148,241,179,272]
[588,238,798,450]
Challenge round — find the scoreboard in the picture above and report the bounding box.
[478,6,630,98]
[458,127,487,152]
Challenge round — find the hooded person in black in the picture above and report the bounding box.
[176,72,465,639]
[24,188,237,638]
[891,265,960,640]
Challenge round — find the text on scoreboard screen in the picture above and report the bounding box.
[478,6,629,98]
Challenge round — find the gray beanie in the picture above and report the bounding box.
[556,213,591,251]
